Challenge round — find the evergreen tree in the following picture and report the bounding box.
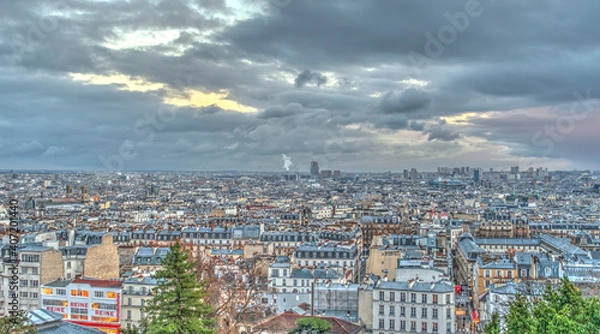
[288,318,333,334]
[483,312,501,334]
[497,277,600,334]
[505,294,535,334]
[142,243,216,334]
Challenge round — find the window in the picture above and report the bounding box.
[485,270,491,278]
[400,292,406,302]
[521,269,527,277]
[21,267,28,274]
[20,280,28,287]
[71,290,89,297]
[389,305,395,316]
[400,306,406,316]
[486,280,491,287]
[497,270,502,277]
[410,321,416,330]
[432,308,438,319]
[378,319,384,329]
[507,271,512,278]
[446,295,450,304]
[422,294,427,303]
[411,293,417,303]
[30,280,39,287]
[421,307,427,318]
[20,291,28,298]
[67,262,72,269]
[410,307,416,317]
[56,289,66,296]
[42,288,53,295]
[400,321,406,330]
[127,298,132,306]
[106,292,117,298]
[127,310,132,320]
[95,291,104,298]
[390,292,395,301]
[379,304,384,315]
[389,319,395,330]
[433,322,438,332]
[379,291,385,300]
[422,322,427,331]
[447,308,451,319]
[433,294,438,304]
[21,254,40,262]
[141,299,145,307]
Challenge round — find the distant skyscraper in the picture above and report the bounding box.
[510,166,519,174]
[66,185,73,197]
[333,170,341,177]
[474,169,480,183]
[310,161,320,176]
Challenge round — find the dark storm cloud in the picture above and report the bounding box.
[376,89,431,114]
[294,70,327,88]
[1,0,599,170]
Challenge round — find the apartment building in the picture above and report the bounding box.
[0,244,63,315]
[121,276,159,331]
[41,278,122,334]
[372,280,456,334]
[294,242,360,282]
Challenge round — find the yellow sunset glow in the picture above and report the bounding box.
[68,73,257,112]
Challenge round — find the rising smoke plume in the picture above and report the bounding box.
[281,154,293,171]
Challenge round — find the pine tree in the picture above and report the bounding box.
[505,294,535,334]
[483,312,501,334]
[142,243,216,334]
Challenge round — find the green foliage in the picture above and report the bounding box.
[142,243,216,334]
[483,312,501,334]
[496,277,600,334]
[0,313,37,334]
[505,294,535,334]
[288,317,333,334]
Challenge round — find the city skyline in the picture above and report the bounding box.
[1,1,599,172]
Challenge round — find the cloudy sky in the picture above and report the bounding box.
[1,0,599,172]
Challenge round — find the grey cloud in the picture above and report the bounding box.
[294,70,327,88]
[377,89,431,114]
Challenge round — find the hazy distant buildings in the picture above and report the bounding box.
[474,169,480,183]
[321,170,332,178]
[66,185,73,198]
[310,161,320,177]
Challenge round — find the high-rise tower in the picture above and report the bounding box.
[310,160,320,177]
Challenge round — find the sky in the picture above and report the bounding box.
[0,0,599,173]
